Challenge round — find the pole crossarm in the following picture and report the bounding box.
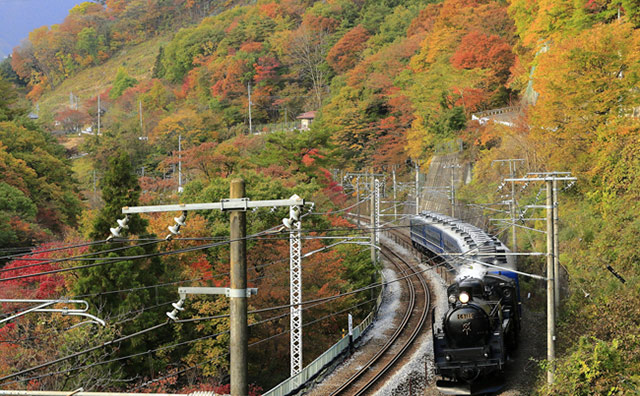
[505,177,577,182]
[122,198,307,214]
[178,287,258,298]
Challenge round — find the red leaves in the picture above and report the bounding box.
[301,148,323,167]
[327,25,371,74]
[0,243,71,299]
[451,31,515,84]
[253,56,280,85]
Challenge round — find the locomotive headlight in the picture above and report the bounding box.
[448,295,457,304]
[459,292,470,304]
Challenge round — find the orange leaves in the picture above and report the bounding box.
[240,41,264,54]
[301,148,323,167]
[259,2,281,19]
[530,22,640,171]
[327,25,371,74]
[450,31,515,85]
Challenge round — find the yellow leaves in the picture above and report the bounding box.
[530,22,640,172]
[151,108,207,144]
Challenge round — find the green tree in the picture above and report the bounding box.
[75,150,172,377]
[110,67,138,99]
[77,27,99,59]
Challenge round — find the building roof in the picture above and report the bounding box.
[296,111,317,120]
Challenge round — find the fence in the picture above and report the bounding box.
[263,274,386,396]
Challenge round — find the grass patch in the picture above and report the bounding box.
[38,34,172,119]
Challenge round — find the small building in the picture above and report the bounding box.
[296,111,316,131]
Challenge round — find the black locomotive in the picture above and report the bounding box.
[410,211,521,395]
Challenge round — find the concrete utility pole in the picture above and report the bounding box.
[546,180,555,386]
[504,172,576,387]
[97,95,101,135]
[553,178,560,313]
[493,159,525,253]
[356,175,361,228]
[229,179,247,396]
[415,161,420,215]
[248,82,253,134]
[139,100,144,136]
[443,164,461,218]
[392,167,397,220]
[178,134,183,193]
[121,189,307,396]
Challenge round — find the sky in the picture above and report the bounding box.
[0,0,87,59]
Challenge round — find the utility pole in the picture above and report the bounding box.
[139,100,144,136]
[356,175,361,228]
[392,167,397,220]
[248,82,253,134]
[230,179,247,396]
[546,180,555,386]
[97,95,101,135]
[121,192,307,396]
[504,172,576,387]
[493,159,525,253]
[553,179,560,313]
[443,164,461,218]
[415,161,420,215]
[178,134,183,193]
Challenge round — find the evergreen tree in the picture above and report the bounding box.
[75,150,173,378]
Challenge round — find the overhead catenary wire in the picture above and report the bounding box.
[0,199,417,379]
[2,293,378,388]
[0,240,109,261]
[0,252,437,386]
[0,224,416,284]
[0,240,163,273]
[133,297,377,391]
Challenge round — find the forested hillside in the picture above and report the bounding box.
[0,0,639,393]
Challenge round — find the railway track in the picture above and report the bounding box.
[329,226,431,396]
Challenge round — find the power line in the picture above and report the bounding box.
[0,240,162,273]
[2,292,377,388]
[0,320,170,384]
[0,240,108,261]
[133,297,377,391]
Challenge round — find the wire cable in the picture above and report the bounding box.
[133,297,377,391]
[0,240,109,261]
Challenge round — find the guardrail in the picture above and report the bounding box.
[263,273,386,396]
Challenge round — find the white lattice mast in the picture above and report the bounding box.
[285,202,303,377]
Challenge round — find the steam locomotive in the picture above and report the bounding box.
[410,211,521,395]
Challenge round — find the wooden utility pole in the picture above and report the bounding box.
[230,179,248,396]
